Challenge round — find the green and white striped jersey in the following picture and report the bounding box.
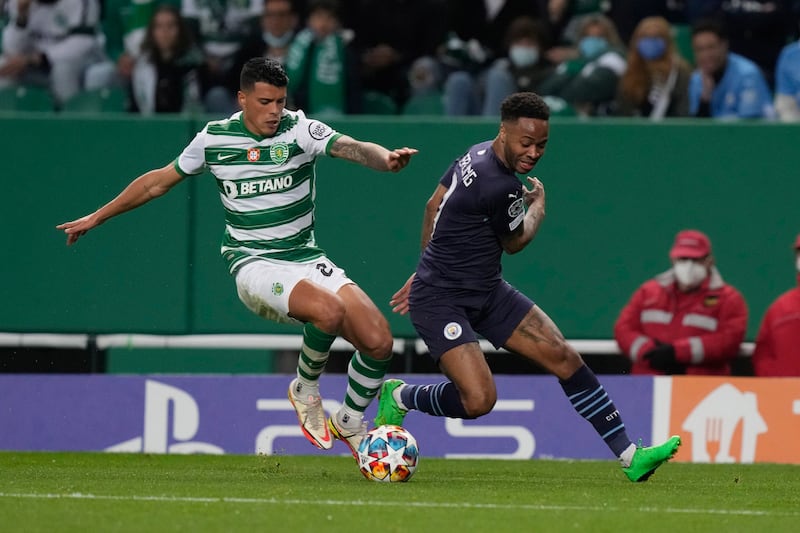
[174,109,342,274]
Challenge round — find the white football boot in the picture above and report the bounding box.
[288,378,333,450]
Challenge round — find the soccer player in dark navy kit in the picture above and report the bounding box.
[376,92,681,482]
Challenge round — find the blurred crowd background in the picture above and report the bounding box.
[1,0,800,120]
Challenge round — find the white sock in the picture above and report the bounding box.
[337,406,363,429]
[294,378,320,398]
[392,384,408,410]
[619,443,637,468]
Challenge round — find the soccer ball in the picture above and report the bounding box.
[357,425,419,482]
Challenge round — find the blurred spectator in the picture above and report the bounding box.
[614,229,748,376]
[447,0,541,59]
[439,31,493,115]
[226,0,300,98]
[615,15,692,119]
[182,0,262,114]
[285,0,359,116]
[130,4,202,114]
[406,55,443,98]
[442,0,540,115]
[482,16,555,116]
[346,0,447,111]
[688,17,774,119]
[85,0,180,97]
[538,13,626,116]
[0,0,108,108]
[240,0,298,65]
[544,0,607,53]
[752,234,800,376]
[774,34,800,121]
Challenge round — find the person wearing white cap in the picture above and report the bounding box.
[752,234,800,376]
[614,229,748,375]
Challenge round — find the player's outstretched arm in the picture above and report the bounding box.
[329,134,418,172]
[56,164,184,246]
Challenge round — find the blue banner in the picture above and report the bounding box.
[0,375,654,460]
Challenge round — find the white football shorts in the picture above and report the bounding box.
[234,256,353,325]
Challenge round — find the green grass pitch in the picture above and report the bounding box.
[0,451,798,532]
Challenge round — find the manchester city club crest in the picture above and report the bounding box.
[443,322,462,340]
[269,143,289,164]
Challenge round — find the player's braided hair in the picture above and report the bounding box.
[500,92,550,122]
[240,57,289,91]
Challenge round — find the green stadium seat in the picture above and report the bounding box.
[403,91,444,116]
[362,91,398,115]
[62,87,129,113]
[672,24,694,66]
[0,85,55,112]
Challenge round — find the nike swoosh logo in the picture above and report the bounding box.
[217,153,238,161]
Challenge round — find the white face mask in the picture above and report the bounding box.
[674,260,707,288]
[509,45,539,68]
[263,31,294,48]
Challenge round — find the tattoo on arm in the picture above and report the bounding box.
[331,136,387,169]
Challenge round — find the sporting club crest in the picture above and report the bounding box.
[268,143,288,164]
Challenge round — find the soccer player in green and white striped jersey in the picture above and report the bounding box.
[57,57,418,459]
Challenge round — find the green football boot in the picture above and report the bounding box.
[623,435,682,482]
[374,379,408,427]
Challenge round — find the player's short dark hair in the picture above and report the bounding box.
[500,92,550,122]
[240,57,289,91]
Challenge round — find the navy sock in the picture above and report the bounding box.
[560,365,632,457]
[400,382,470,419]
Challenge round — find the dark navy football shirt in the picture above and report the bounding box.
[416,140,526,289]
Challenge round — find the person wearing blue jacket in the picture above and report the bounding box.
[688,18,774,119]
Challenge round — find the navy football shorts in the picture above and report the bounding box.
[409,277,534,361]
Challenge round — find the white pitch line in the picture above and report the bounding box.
[0,492,796,517]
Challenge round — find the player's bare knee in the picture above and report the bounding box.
[461,390,496,418]
[357,329,393,360]
[313,296,347,333]
[550,341,584,378]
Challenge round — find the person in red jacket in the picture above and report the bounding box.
[614,229,748,375]
[752,234,800,376]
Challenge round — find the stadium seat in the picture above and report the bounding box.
[362,91,398,115]
[62,87,129,113]
[0,85,55,112]
[403,92,444,116]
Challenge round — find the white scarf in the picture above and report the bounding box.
[648,62,679,120]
